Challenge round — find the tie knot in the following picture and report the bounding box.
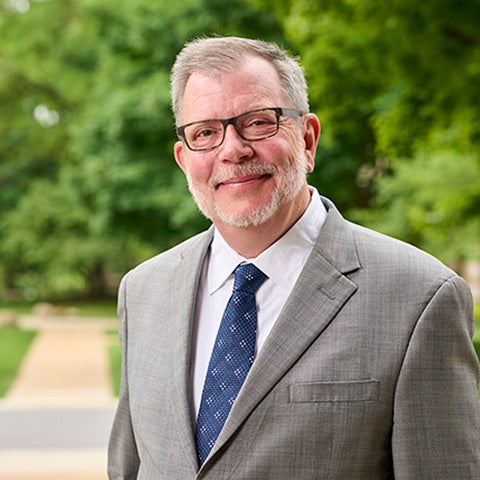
[233,263,267,294]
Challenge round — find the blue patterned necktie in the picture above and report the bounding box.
[195,263,267,466]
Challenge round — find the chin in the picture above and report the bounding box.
[212,197,281,229]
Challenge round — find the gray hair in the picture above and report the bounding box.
[171,36,310,126]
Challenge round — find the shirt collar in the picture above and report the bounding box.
[208,186,327,294]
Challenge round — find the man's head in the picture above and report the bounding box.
[171,37,310,127]
[171,37,320,240]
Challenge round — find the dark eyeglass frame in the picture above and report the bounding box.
[176,107,303,152]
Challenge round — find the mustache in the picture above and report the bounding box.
[209,162,278,188]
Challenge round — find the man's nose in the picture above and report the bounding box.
[219,124,253,162]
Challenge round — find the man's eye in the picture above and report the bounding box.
[244,116,275,128]
[251,119,268,126]
[197,129,214,138]
[191,125,220,140]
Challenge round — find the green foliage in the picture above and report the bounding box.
[0,326,36,397]
[248,0,480,260]
[354,149,480,262]
[2,0,480,299]
[0,0,285,300]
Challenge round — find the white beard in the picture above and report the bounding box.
[186,147,309,229]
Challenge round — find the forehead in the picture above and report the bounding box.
[182,57,285,122]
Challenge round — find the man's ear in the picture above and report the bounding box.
[303,114,321,173]
[174,140,187,173]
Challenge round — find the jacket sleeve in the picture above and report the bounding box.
[108,273,140,479]
[392,275,480,479]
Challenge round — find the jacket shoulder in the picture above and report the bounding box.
[348,220,459,282]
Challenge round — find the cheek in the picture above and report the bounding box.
[182,156,214,186]
[175,141,218,184]
[274,129,304,167]
[281,126,300,144]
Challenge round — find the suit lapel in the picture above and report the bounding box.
[208,200,361,462]
[168,230,214,472]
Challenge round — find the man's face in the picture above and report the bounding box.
[174,56,318,230]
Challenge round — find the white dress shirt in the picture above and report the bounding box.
[190,187,327,417]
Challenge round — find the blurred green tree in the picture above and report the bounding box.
[0,0,285,299]
[0,0,94,298]
[2,0,479,300]
[249,0,480,263]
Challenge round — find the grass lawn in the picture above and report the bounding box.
[474,303,480,354]
[474,323,480,366]
[473,304,480,395]
[474,337,480,365]
[0,326,36,397]
[0,297,117,317]
[55,298,117,317]
[108,333,122,397]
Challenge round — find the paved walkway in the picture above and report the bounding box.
[0,315,119,480]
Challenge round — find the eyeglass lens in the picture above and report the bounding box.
[183,108,279,151]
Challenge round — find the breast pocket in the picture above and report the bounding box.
[288,379,379,403]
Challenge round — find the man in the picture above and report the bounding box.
[108,37,480,479]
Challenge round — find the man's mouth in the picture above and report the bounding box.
[211,164,277,190]
[218,174,270,189]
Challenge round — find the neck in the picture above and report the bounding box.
[214,187,311,258]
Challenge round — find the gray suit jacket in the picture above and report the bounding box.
[108,197,480,479]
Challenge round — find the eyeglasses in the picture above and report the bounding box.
[176,107,303,152]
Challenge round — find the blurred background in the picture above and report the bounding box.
[0,0,479,478]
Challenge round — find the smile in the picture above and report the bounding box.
[211,163,277,190]
[217,174,271,189]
